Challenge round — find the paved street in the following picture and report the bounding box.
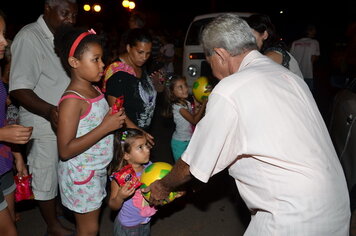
[16,170,249,236]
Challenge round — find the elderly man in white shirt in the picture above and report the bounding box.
[9,0,78,235]
[144,13,350,235]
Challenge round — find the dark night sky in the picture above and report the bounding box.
[2,0,356,47]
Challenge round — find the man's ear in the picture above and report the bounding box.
[44,3,50,15]
[68,56,79,68]
[263,30,269,40]
[214,48,229,64]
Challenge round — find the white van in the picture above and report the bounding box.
[182,12,254,88]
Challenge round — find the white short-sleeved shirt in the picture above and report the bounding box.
[287,51,304,79]
[290,37,320,79]
[172,101,193,141]
[182,50,350,235]
[9,15,70,139]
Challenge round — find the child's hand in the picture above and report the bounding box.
[14,154,29,177]
[102,108,126,133]
[196,97,208,110]
[204,84,213,94]
[0,125,33,144]
[175,191,186,199]
[117,182,136,199]
[111,96,124,114]
[201,97,208,105]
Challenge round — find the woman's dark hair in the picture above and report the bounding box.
[0,9,7,20]
[125,28,152,47]
[246,14,286,53]
[108,128,145,174]
[54,25,103,76]
[161,75,187,118]
[129,13,145,28]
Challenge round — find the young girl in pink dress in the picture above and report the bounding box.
[54,25,126,236]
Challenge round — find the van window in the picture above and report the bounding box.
[185,18,214,45]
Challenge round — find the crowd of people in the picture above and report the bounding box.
[0,0,352,236]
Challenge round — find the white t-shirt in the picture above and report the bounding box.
[287,52,304,79]
[290,37,320,79]
[182,50,349,235]
[172,101,193,141]
[9,15,71,139]
[160,43,175,73]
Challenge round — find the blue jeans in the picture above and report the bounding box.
[114,220,150,236]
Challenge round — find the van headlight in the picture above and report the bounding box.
[187,65,198,77]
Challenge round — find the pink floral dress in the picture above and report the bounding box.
[58,88,114,213]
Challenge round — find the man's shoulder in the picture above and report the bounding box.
[217,56,279,90]
[213,72,247,96]
[14,21,43,43]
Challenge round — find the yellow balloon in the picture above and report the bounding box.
[140,162,178,204]
[192,76,211,103]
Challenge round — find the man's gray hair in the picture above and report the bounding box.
[201,13,258,57]
[46,0,77,6]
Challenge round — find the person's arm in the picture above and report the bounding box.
[265,51,283,65]
[0,124,32,144]
[57,97,126,160]
[126,117,155,147]
[9,34,56,127]
[107,94,155,147]
[108,181,135,210]
[13,150,28,177]
[179,99,207,125]
[10,89,58,128]
[142,159,192,205]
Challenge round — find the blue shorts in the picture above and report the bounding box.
[0,170,16,211]
[171,139,190,162]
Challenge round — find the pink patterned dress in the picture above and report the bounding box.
[58,88,114,213]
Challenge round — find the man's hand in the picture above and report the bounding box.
[10,89,56,122]
[0,125,33,144]
[141,159,192,206]
[141,179,171,206]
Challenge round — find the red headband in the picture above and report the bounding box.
[68,29,96,57]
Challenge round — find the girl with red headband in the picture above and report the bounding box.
[54,25,126,236]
